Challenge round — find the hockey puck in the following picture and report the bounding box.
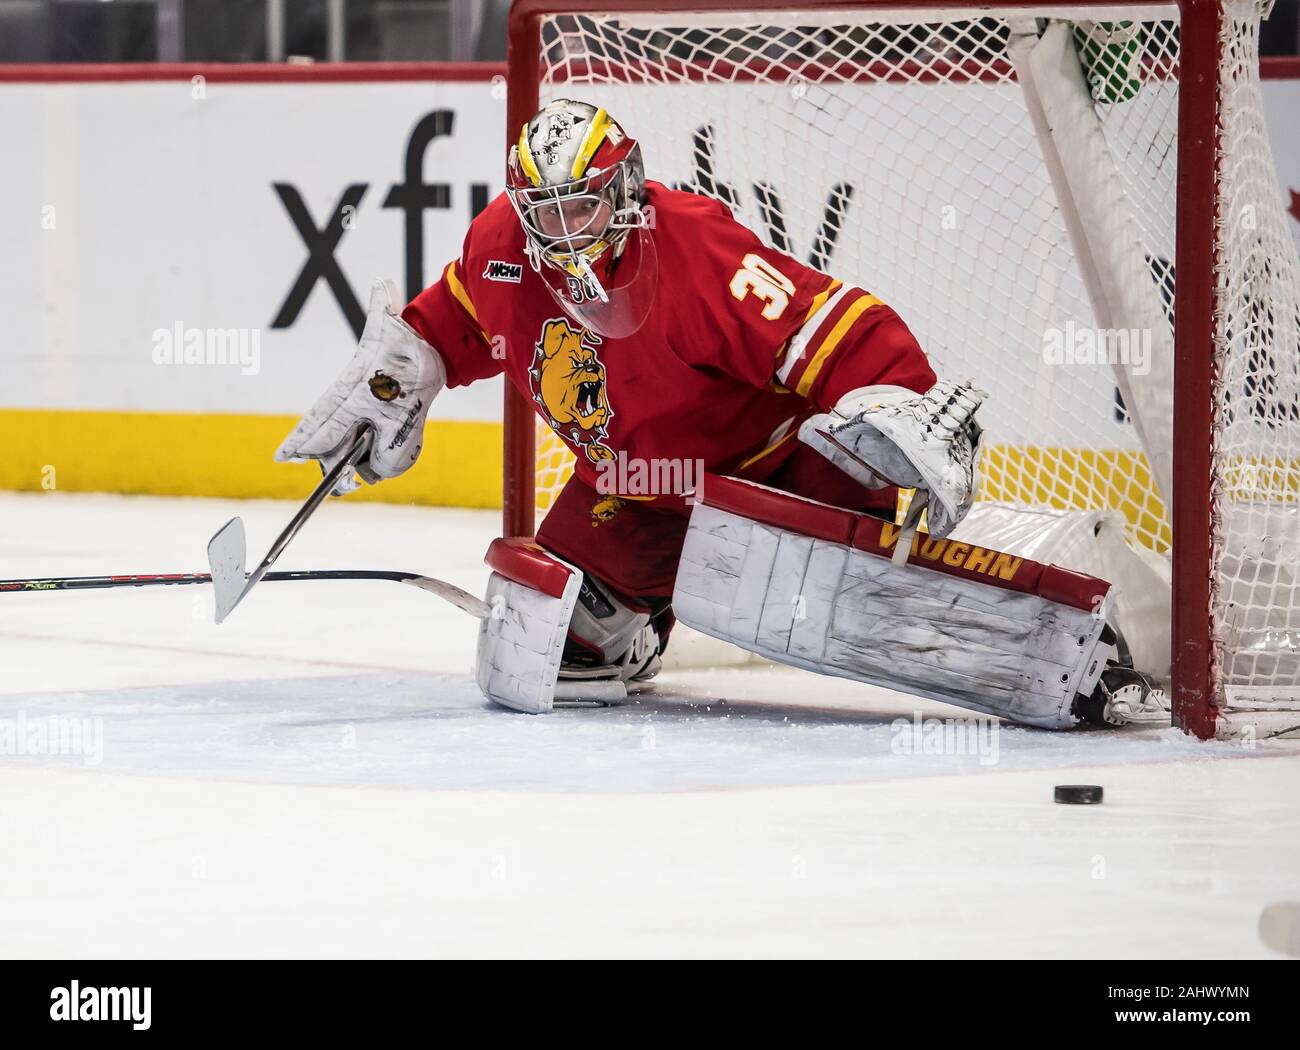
[1054,784,1103,805]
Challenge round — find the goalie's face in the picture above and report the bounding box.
[534,194,614,248]
[511,167,623,270]
[507,99,655,337]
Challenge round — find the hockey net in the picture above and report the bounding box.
[512,0,1300,736]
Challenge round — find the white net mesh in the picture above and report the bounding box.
[1212,2,1300,707]
[527,1,1300,718]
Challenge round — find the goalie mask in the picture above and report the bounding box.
[506,99,657,338]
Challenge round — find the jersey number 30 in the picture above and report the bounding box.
[729,253,795,320]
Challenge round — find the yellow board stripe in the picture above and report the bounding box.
[444,261,491,345]
[0,409,503,508]
[8,407,1295,541]
[517,122,542,186]
[570,107,611,180]
[794,292,883,397]
[977,443,1170,552]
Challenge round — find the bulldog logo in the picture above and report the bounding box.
[539,112,577,167]
[590,494,624,526]
[529,317,614,464]
[368,370,402,402]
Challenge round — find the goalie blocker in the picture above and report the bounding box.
[671,475,1162,729]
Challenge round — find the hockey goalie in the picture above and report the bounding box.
[276,100,1168,730]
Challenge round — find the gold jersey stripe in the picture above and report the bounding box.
[775,278,842,364]
[734,426,799,473]
[444,261,491,344]
[794,292,883,397]
[803,278,842,326]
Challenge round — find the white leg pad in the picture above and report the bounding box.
[475,539,583,714]
[948,502,1171,678]
[673,476,1118,729]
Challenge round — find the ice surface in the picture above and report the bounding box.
[1,493,1297,957]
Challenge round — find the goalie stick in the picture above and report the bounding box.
[206,423,376,623]
[0,569,490,619]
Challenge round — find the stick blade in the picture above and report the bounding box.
[207,517,248,624]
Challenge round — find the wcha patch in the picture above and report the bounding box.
[483,260,523,283]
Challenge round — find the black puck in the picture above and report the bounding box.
[1055,784,1103,805]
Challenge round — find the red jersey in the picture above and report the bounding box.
[403,182,936,508]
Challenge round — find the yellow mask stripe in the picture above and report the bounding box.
[570,108,611,180]
[551,239,611,275]
[517,123,542,187]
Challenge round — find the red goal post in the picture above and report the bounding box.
[502,0,1298,740]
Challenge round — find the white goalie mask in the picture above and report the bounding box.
[506,100,658,338]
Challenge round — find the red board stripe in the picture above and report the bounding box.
[0,56,1294,86]
[0,62,504,84]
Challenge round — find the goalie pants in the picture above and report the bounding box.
[535,443,897,599]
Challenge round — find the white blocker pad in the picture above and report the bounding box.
[672,475,1117,729]
[476,538,583,713]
